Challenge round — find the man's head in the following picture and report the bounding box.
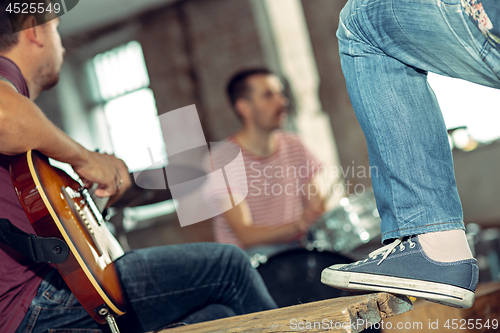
[1,0,51,52]
[0,0,65,93]
[227,68,289,132]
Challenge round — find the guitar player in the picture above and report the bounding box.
[0,1,276,332]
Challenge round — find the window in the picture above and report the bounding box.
[428,73,500,146]
[89,41,167,172]
[88,41,174,227]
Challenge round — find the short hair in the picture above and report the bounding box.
[0,0,51,53]
[226,68,275,108]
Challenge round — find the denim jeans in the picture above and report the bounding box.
[15,243,277,333]
[338,0,500,242]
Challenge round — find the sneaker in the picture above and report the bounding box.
[321,235,478,309]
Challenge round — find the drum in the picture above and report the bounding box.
[309,189,381,256]
[256,247,354,308]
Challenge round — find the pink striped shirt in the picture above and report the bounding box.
[209,131,321,248]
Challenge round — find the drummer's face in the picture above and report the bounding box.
[245,74,289,132]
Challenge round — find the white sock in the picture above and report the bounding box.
[418,229,473,262]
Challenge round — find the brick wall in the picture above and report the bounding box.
[138,6,197,117]
[301,0,372,191]
[180,0,266,141]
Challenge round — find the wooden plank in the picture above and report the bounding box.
[160,293,413,333]
[381,282,500,332]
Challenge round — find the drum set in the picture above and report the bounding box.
[251,188,382,308]
[307,188,382,259]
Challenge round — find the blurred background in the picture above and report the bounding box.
[36,0,500,283]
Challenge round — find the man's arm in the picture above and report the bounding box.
[302,174,327,224]
[221,175,326,248]
[0,81,131,197]
[222,197,311,248]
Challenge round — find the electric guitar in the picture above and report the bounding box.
[10,150,127,327]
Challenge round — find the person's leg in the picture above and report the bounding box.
[322,0,499,309]
[338,0,499,241]
[15,269,108,333]
[16,243,275,333]
[114,242,277,332]
[148,304,238,332]
[181,304,237,324]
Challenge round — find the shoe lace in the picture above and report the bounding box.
[358,237,415,266]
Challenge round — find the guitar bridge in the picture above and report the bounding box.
[62,186,103,257]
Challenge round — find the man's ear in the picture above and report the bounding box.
[20,16,43,47]
[235,98,251,120]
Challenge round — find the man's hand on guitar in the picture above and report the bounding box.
[72,151,131,201]
[107,156,132,207]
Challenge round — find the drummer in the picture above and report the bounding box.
[208,68,327,255]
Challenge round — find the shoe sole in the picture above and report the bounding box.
[321,267,475,309]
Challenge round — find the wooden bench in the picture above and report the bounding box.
[160,292,413,333]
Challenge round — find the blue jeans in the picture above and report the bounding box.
[15,243,277,333]
[338,0,500,242]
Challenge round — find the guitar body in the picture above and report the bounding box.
[10,150,126,324]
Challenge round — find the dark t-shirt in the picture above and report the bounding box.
[0,55,50,333]
[463,0,500,51]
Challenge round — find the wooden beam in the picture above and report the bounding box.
[160,292,413,333]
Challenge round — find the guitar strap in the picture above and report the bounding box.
[0,218,69,263]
